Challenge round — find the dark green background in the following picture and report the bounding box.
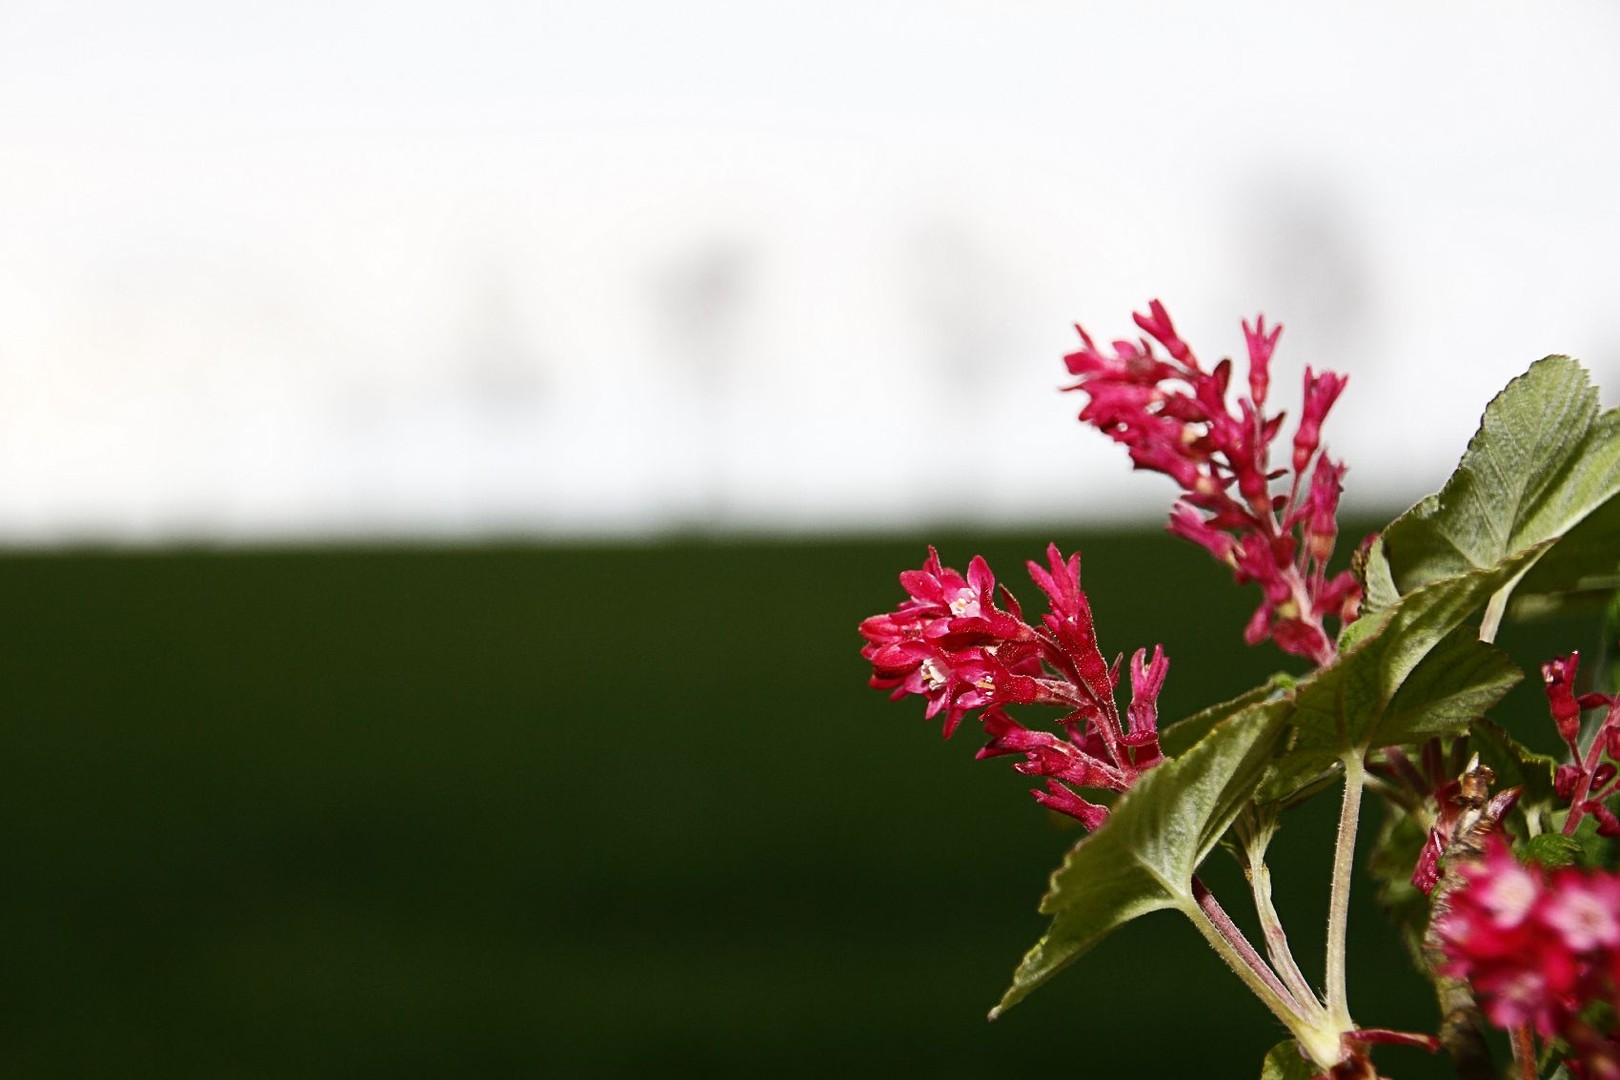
[0,530,1585,1077]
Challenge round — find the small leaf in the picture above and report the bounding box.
[989,696,1289,1018]
[1469,718,1559,816]
[1379,356,1620,609]
[1260,1038,1318,1080]
[1522,833,1584,870]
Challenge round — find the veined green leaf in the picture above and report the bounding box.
[1377,357,1620,611]
[1354,535,1400,623]
[1159,673,1296,758]
[1258,553,1534,802]
[989,696,1289,1018]
[1523,833,1585,870]
[1508,494,1620,619]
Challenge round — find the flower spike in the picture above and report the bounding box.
[1063,300,1359,665]
[861,547,1167,828]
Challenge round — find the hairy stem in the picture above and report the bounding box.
[1325,753,1366,1027]
[1236,813,1326,1021]
[1185,879,1345,1069]
[1249,859,1326,1021]
[1191,877,1301,1015]
[1434,981,1496,1080]
[1423,852,1498,1080]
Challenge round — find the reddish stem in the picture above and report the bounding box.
[1563,706,1615,836]
[1191,876,1303,1017]
[1352,1028,1440,1053]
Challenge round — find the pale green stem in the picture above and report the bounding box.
[1249,859,1327,1022]
[1237,813,1326,1022]
[1325,754,1366,1028]
[1183,883,1345,1069]
[1479,585,1509,645]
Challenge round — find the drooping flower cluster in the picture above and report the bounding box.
[1434,838,1620,1076]
[1544,651,1620,838]
[859,545,1167,829]
[1061,300,1360,666]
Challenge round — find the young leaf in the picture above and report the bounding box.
[1522,833,1585,870]
[1469,718,1559,816]
[1259,1038,1318,1080]
[989,695,1290,1018]
[1377,356,1620,609]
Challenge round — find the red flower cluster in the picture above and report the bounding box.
[1544,652,1620,838]
[1435,838,1620,1075]
[859,545,1167,829]
[1061,300,1359,666]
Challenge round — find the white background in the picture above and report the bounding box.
[2,1,1617,542]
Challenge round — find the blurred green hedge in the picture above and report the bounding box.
[0,533,1583,1077]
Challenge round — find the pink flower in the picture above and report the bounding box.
[1539,651,1620,838]
[1544,653,1586,749]
[1436,836,1620,1070]
[1543,872,1620,952]
[861,546,1168,828]
[1062,301,1359,666]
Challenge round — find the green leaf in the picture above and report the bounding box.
[1469,718,1559,817]
[1159,673,1296,758]
[988,696,1290,1018]
[1353,534,1400,625]
[1378,356,1620,608]
[1259,555,1533,802]
[1507,495,1620,620]
[1523,833,1585,870]
[1259,1038,1317,1080]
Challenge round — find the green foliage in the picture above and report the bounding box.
[1471,717,1563,835]
[1372,356,1620,616]
[989,694,1290,1018]
[1522,833,1586,870]
[1259,554,1534,804]
[1509,499,1620,621]
[1159,674,1296,758]
[1259,1039,1318,1080]
[970,354,1620,1070]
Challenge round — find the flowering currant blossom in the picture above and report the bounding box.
[1061,300,1359,666]
[860,545,1167,829]
[1543,651,1620,838]
[1434,837,1620,1074]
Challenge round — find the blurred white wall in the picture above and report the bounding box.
[1,1,1617,542]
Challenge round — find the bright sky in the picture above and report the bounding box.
[1,1,1617,541]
